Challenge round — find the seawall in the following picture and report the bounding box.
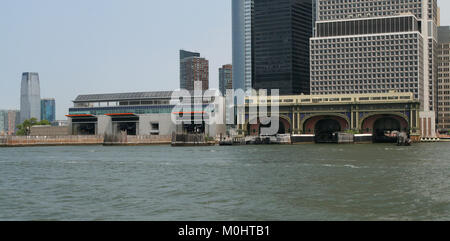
[0,135,171,147]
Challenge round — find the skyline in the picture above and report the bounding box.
[0,0,449,120]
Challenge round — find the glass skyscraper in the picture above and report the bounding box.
[232,0,253,93]
[219,64,233,96]
[252,0,313,95]
[41,98,56,123]
[20,72,41,123]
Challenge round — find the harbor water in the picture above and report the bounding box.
[0,143,449,220]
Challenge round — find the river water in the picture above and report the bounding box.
[0,143,449,221]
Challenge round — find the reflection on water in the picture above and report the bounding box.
[0,143,449,220]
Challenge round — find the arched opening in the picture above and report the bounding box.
[279,120,286,134]
[246,117,291,136]
[303,115,349,135]
[314,119,341,143]
[373,117,401,143]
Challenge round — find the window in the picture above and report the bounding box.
[151,122,159,135]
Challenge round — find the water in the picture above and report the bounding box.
[0,143,449,221]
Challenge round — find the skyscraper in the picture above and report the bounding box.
[219,64,233,96]
[437,26,450,132]
[180,50,200,63]
[179,50,209,90]
[20,72,41,123]
[7,110,20,135]
[41,98,56,123]
[310,0,438,137]
[232,0,253,93]
[0,110,7,135]
[252,0,313,95]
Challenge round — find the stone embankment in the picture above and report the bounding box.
[0,135,172,147]
[0,135,104,147]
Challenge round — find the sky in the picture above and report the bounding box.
[0,0,449,120]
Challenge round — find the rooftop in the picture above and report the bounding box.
[74,91,174,102]
[73,90,218,102]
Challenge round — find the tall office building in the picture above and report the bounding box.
[8,110,20,135]
[20,72,41,123]
[179,50,209,90]
[310,0,438,137]
[219,64,233,96]
[0,110,7,135]
[251,0,313,95]
[232,0,253,93]
[180,50,200,63]
[437,26,450,131]
[41,98,56,123]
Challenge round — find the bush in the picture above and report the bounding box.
[344,129,360,135]
[16,118,51,136]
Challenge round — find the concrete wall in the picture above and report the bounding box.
[104,135,171,145]
[206,122,226,138]
[0,135,103,147]
[138,114,175,136]
[30,126,69,136]
[97,115,112,136]
[420,111,437,138]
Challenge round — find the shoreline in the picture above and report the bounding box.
[1,134,449,148]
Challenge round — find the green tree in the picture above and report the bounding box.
[38,120,51,126]
[16,118,51,136]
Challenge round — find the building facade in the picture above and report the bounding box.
[41,98,56,123]
[68,91,225,137]
[252,0,313,95]
[7,110,20,135]
[0,110,20,135]
[232,0,253,93]
[0,110,7,135]
[311,0,438,137]
[238,92,422,142]
[179,50,209,91]
[20,72,41,123]
[180,50,200,61]
[219,64,233,96]
[437,26,450,131]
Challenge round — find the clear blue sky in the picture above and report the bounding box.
[0,0,449,120]
[0,0,231,119]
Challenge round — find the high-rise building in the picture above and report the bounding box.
[20,72,41,123]
[179,50,209,91]
[180,50,200,63]
[219,65,233,96]
[7,110,20,135]
[232,0,253,93]
[310,0,439,137]
[252,0,313,95]
[437,26,450,131]
[41,98,56,123]
[0,110,7,135]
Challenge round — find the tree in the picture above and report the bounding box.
[16,118,51,136]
